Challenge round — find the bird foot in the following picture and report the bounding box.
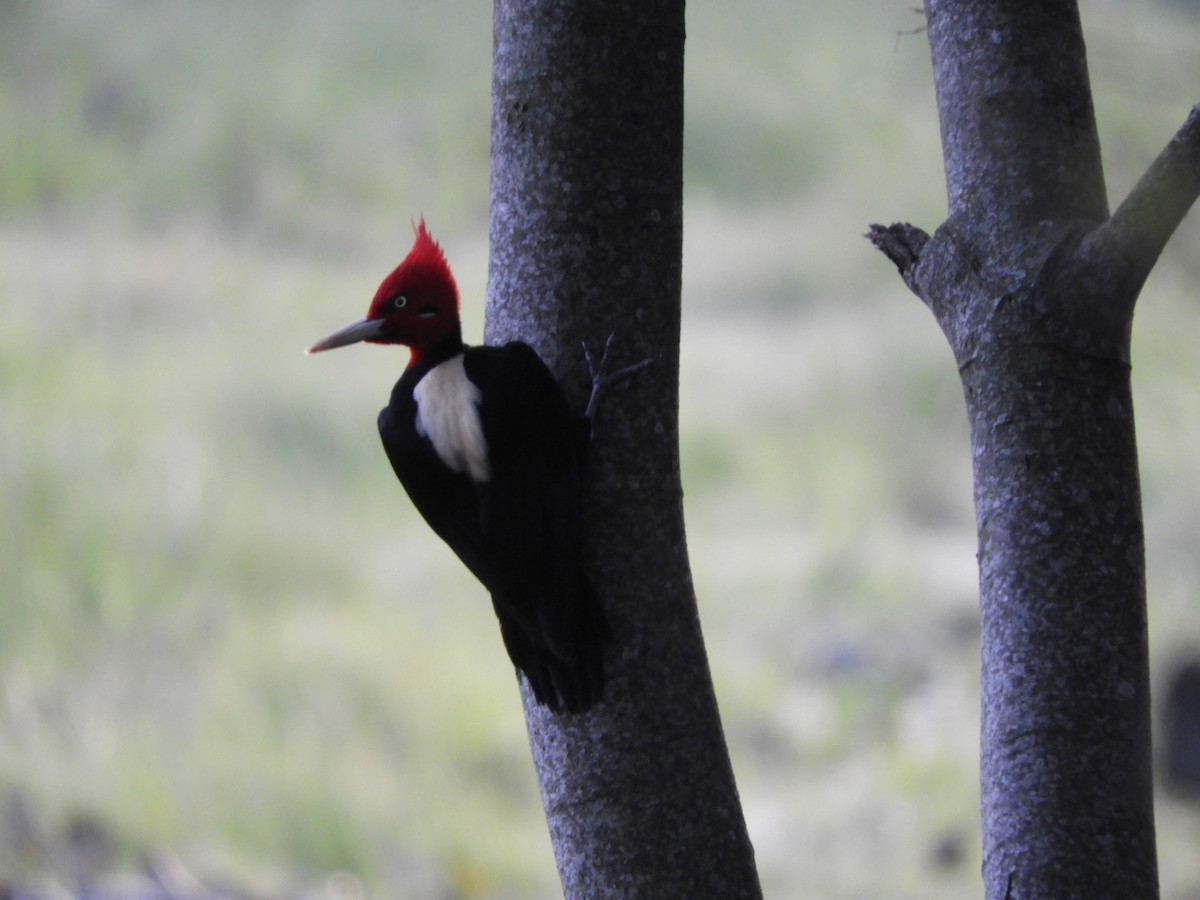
[582,333,655,423]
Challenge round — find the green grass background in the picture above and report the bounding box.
[4,0,1200,896]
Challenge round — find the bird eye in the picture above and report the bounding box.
[393,295,407,309]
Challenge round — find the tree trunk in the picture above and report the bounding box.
[487,1,761,896]
[871,1,1200,897]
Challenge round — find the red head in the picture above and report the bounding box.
[306,219,461,364]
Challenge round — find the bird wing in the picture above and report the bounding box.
[467,342,606,711]
[464,342,583,602]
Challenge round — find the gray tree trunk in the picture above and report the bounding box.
[487,1,761,897]
[871,2,1200,897]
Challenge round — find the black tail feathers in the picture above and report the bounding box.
[495,589,610,714]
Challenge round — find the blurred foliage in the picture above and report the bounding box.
[3,0,1200,896]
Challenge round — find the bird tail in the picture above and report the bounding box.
[495,582,609,714]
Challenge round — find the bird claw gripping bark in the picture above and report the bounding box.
[582,333,655,423]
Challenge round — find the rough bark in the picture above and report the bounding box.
[487,1,761,897]
[870,1,1200,897]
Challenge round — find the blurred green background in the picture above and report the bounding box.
[4,0,1200,896]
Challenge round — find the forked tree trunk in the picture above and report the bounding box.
[487,1,761,896]
[871,1,1200,897]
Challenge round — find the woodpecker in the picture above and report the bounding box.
[307,220,646,713]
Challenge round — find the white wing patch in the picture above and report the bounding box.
[413,356,491,483]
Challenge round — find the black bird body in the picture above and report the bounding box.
[307,221,609,712]
[378,335,605,712]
